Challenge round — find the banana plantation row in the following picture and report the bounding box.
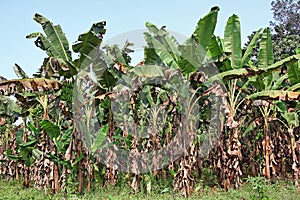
[0,7,299,197]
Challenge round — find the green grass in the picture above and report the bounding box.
[0,178,299,200]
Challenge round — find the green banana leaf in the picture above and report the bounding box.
[255,28,274,90]
[209,54,300,82]
[98,70,118,90]
[178,38,203,74]
[258,28,274,69]
[145,22,181,64]
[207,35,224,59]
[267,54,300,72]
[193,6,219,50]
[179,7,219,74]
[19,140,38,148]
[287,58,300,85]
[208,67,260,83]
[145,22,180,57]
[40,119,60,139]
[241,29,262,66]
[102,41,133,66]
[130,65,164,77]
[288,82,300,91]
[208,36,232,72]
[27,13,72,62]
[164,35,181,62]
[91,124,108,153]
[282,112,299,128]
[13,64,29,79]
[26,13,77,77]
[144,32,180,69]
[275,101,288,113]
[72,21,106,69]
[271,74,288,90]
[144,46,163,66]
[144,23,166,66]
[224,14,242,69]
[145,22,160,34]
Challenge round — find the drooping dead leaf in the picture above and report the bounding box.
[0,78,60,96]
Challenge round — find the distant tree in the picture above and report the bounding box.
[244,0,300,63]
[270,0,300,61]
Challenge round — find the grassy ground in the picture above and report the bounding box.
[0,178,299,200]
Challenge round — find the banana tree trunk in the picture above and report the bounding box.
[227,128,243,188]
[76,139,84,194]
[22,118,30,188]
[54,162,60,193]
[104,110,118,187]
[288,128,299,187]
[173,143,197,197]
[263,122,271,180]
[87,159,94,192]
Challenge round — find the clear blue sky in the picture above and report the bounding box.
[0,0,272,79]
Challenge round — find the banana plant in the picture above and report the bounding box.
[206,15,300,187]
[244,31,300,180]
[26,13,113,193]
[0,65,64,188]
[0,70,45,187]
[0,64,62,134]
[246,28,276,180]
[142,7,225,196]
[0,94,21,181]
[1,13,78,191]
[26,13,77,78]
[6,132,38,187]
[205,14,248,189]
[274,101,300,186]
